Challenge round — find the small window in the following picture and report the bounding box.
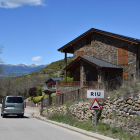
[86,36,91,45]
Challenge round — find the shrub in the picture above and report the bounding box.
[62,77,73,81]
[112,127,118,133]
[32,96,43,103]
[29,87,37,97]
[40,109,44,116]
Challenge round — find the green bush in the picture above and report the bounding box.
[40,109,45,116]
[62,77,73,81]
[32,96,43,103]
[112,127,118,133]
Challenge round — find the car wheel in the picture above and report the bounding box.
[21,114,24,118]
[1,113,2,116]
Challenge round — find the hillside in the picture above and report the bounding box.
[33,57,73,77]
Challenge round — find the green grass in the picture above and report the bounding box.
[48,113,140,140]
[40,109,45,116]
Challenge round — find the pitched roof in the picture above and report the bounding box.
[81,56,122,68]
[58,28,140,52]
[43,89,56,94]
[64,56,122,70]
[45,78,63,84]
[51,78,63,81]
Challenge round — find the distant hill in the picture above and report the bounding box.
[35,57,73,77]
[0,63,49,77]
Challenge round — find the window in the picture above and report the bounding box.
[118,46,128,65]
[86,36,91,45]
[6,97,23,103]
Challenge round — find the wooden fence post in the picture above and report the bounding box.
[62,94,64,105]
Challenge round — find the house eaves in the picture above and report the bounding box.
[64,56,122,71]
[58,28,140,53]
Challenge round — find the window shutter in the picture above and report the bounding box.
[118,46,128,65]
[123,71,128,80]
[76,51,84,58]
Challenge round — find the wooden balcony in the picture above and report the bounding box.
[58,81,98,86]
[58,81,80,86]
[84,81,98,86]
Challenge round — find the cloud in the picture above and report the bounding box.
[31,56,43,62]
[0,0,45,8]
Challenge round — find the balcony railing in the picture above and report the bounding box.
[58,81,80,86]
[84,81,98,86]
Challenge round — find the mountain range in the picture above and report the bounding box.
[0,63,49,77]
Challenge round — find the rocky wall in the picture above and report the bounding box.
[43,94,140,134]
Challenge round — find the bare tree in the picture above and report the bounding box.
[0,45,3,73]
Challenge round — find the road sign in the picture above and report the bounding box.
[56,90,61,95]
[90,99,102,110]
[87,90,105,99]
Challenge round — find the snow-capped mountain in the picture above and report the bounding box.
[0,63,48,77]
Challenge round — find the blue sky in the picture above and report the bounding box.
[0,0,140,65]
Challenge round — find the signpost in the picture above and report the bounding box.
[87,90,105,99]
[87,90,105,126]
[90,99,102,110]
[56,90,61,95]
[56,90,61,105]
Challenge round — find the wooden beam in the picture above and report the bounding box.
[93,30,139,44]
[65,52,67,83]
[59,30,139,52]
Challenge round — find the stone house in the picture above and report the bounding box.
[45,78,63,88]
[57,28,140,92]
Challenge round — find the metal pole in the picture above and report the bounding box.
[95,110,97,126]
[41,98,43,109]
[41,94,45,109]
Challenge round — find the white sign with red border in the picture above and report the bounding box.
[87,90,105,99]
[90,99,102,110]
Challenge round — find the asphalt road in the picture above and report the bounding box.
[0,104,98,140]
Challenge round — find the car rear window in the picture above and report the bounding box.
[6,97,23,103]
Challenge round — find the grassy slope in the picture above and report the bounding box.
[30,57,73,77]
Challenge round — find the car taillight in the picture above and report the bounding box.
[23,105,24,109]
[4,105,7,108]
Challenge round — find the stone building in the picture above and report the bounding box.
[57,28,140,92]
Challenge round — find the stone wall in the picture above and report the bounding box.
[72,32,138,76]
[43,94,140,134]
[56,84,80,94]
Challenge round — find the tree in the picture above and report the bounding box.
[29,87,37,97]
[36,87,42,96]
